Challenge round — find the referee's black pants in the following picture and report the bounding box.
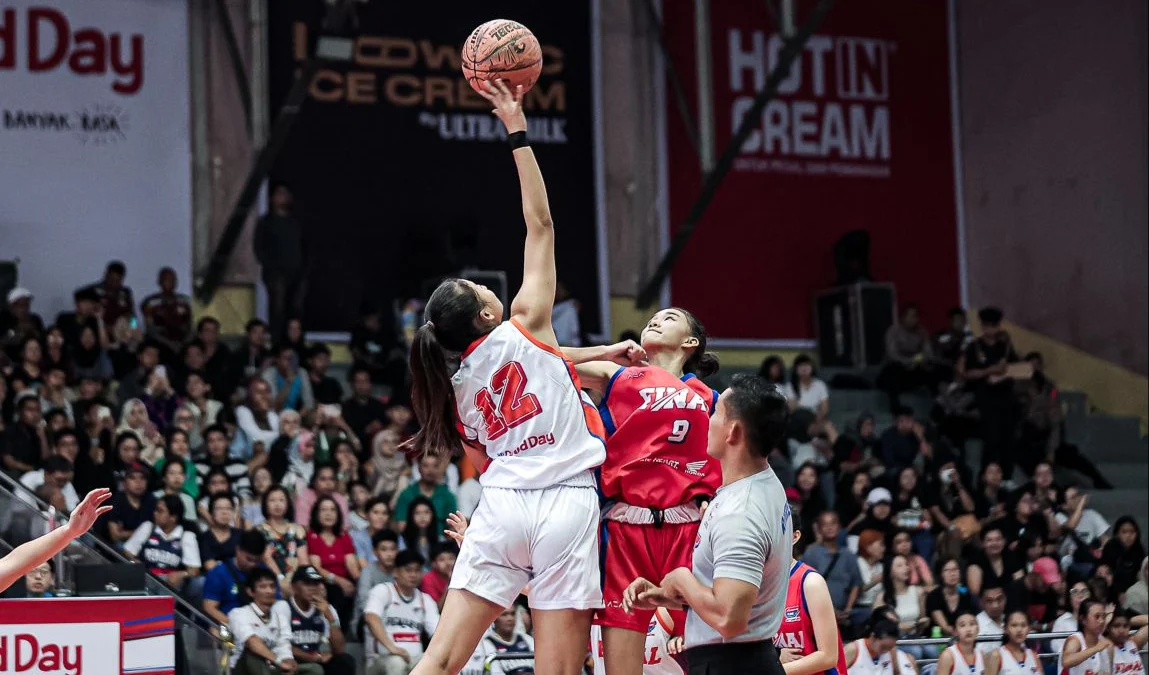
[686,640,785,675]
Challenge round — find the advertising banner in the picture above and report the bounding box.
[0,596,176,675]
[267,0,604,335]
[662,0,961,341]
[0,0,191,320]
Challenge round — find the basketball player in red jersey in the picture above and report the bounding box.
[0,488,112,592]
[775,515,848,675]
[403,80,633,675]
[562,307,721,675]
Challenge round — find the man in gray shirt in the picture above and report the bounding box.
[623,374,791,675]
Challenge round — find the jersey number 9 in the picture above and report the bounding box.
[668,419,690,444]
[474,361,544,441]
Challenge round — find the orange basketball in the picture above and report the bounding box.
[461,19,543,94]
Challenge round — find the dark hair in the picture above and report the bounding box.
[161,459,186,480]
[310,463,337,491]
[666,307,719,378]
[208,492,235,514]
[52,428,79,448]
[43,456,74,474]
[789,354,815,396]
[115,430,142,451]
[260,485,295,522]
[372,529,400,549]
[309,495,345,536]
[430,541,460,561]
[948,307,967,319]
[757,355,785,384]
[401,496,440,553]
[196,317,221,332]
[1078,599,1103,631]
[405,279,488,457]
[204,467,232,491]
[245,319,267,333]
[18,393,41,411]
[722,374,788,457]
[239,529,268,556]
[157,266,176,283]
[348,365,372,384]
[1111,516,1143,548]
[106,260,126,276]
[158,493,185,522]
[203,423,229,442]
[978,306,1004,325]
[936,555,963,586]
[245,566,278,591]
[395,549,426,569]
[164,427,189,451]
[307,343,331,359]
[880,552,910,604]
[980,582,1005,598]
[1002,608,1030,644]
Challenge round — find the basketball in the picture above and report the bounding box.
[461,19,543,94]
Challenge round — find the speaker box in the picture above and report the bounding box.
[813,283,896,368]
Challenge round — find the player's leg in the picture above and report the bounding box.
[600,520,657,675]
[409,589,504,674]
[533,608,596,675]
[602,627,647,675]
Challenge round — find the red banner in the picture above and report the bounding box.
[663,0,961,341]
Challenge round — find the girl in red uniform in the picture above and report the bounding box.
[568,307,721,675]
[776,517,849,675]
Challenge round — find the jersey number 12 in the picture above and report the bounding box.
[474,361,543,441]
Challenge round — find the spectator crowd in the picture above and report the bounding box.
[2,260,1146,675]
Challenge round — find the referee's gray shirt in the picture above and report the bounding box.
[685,466,792,648]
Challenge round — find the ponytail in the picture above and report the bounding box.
[693,352,720,378]
[404,324,464,459]
[672,306,719,379]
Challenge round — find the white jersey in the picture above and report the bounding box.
[946,645,985,675]
[976,612,1004,654]
[591,613,683,675]
[364,582,439,661]
[454,320,606,490]
[880,649,918,675]
[848,639,886,675]
[1112,639,1145,675]
[997,646,1041,675]
[1059,633,1111,675]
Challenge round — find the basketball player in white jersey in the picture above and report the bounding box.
[1060,600,1114,675]
[591,608,683,675]
[844,617,901,675]
[986,609,1041,675]
[1106,610,1148,675]
[403,79,634,675]
[935,612,985,675]
[0,487,111,592]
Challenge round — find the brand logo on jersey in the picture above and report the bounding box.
[646,620,657,636]
[784,607,801,622]
[625,370,647,379]
[637,387,709,412]
[641,457,681,469]
[685,460,707,476]
[774,632,805,650]
[497,432,556,457]
[1115,663,1144,675]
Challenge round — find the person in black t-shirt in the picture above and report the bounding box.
[102,463,158,547]
[341,367,387,453]
[1005,558,1062,630]
[957,307,1020,475]
[199,493,244,571]
[306,345,344,406]
[966,524,1023,595]
[991,488,1052,552]
[926,557,980,637]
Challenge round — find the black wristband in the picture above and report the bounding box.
[508,130,529,149]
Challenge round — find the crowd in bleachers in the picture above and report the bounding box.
[2,260,1147,675]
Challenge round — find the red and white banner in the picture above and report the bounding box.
[0,597,176,675]
[662,0,962,341]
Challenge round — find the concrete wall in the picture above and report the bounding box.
[956,0,1149,374]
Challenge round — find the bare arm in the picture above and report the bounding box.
[0,488,112,592]
[985,648,1002,675]
[573,362,623,394]
[203,599,228,626]
[967,564,984,596]
[935,646,954,675]
[1061,635,1112,669]
[783,573,843,675]
[666,568,758,640]
[364,613,406,656]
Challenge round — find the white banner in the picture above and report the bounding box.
[0,0,191,319]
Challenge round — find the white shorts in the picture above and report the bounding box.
[449,481,603,611]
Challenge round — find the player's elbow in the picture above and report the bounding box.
[714,611,749,639]
[524,210,553,231]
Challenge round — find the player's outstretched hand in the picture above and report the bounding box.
[479,79,527,134]
[606,340,647,366]
[66,488,113,537]
[444,511,469,545]
[622,577,659,613]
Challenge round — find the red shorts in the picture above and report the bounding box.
[595,518,699,633]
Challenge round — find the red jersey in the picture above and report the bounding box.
[774,561,848,675]
[597,368,720,509]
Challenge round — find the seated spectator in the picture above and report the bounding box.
[106,317,143,381]
[381,403,414,445]
[992,488,1052,553]
[1052,581,1094,653]
[878,408,922,480]
[0,287,45,363]
[792,462,828,536]
[926,557,978,638]
[891,468,933,556]
[38,365,75,426]
[153,458,197,523]
[245,466,275,527]
[257,486,310,590]
[203,529,272,627]
[477,607,535,672]
[420,542,458,610]
[781,354,830,422]
[1005,557,1062,631]
[1023,461,1061,513]
[124,494,201,590]
[973,583,1006,653]
[306,345,343,406]
[957,306,1020,476]
[878,305,939,409]
[400,497,443,566]
[342,367,388,451]
[879,554,932,657]
[197,471,244,530]
[890,530,933,589]
[1055,486,1109,576]
[355,530,399,633]
[267,409,304,486]
[835,471,872,528]
[757,355,786,389]
[195,424,254,499]
[1102,517,1146,601]
[364,550,438,675]
[394,455,456,534]
[348,481,372,531]
[854,530,886,618]
[307,495,360,629]
[54,287,102,356]
[803,511,863,638]
[366,429,409,502]
[40,328,70,378]
[973,462,1008,523]
[1,395,48,476]
[179,370,222,449]
[72,375,111,432]
[296,464,351,528]
[934,307,973,371]
[352,498,394,564]
[235,377,281,461]
[967,524,1023,596]
[141,366,181,434]
[84,260,136,334]
[264,343,314,414]
[312,410,362,466]
[272,566,354,675]
[115,340,161,407]
[7,337,45,395]
[277,318,308,371]
[333,442,362,495]
[925,460,977,546]
[1123,557,1148,615]
[140,267,193,356]
[194,317,233,398]
[848,488,897,542]
[117,397,165,465]
[19,560,55,598]
[226,568,309,675]
[72,324,113,383]
[200,493,244,571]
[19,430,81,511]
[154,428,200,499]
[102,462,157,548]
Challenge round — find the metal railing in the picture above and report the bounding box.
[893,632,1147,667]
[0,472,226,675]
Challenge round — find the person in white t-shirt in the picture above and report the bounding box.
[480,606,537,675]
[1054,487,1109,566]
[228,567,317,675]
[781,355,830,422]
[364,550,440,675]
[975,585,1007,655]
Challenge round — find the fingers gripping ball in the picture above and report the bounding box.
[461,19,543,94]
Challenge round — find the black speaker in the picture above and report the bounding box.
[814,283,896,368]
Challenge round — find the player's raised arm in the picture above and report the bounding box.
[477,79,557,343]
[0,488,113,592]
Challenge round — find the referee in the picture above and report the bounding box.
[623,374,791,675]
